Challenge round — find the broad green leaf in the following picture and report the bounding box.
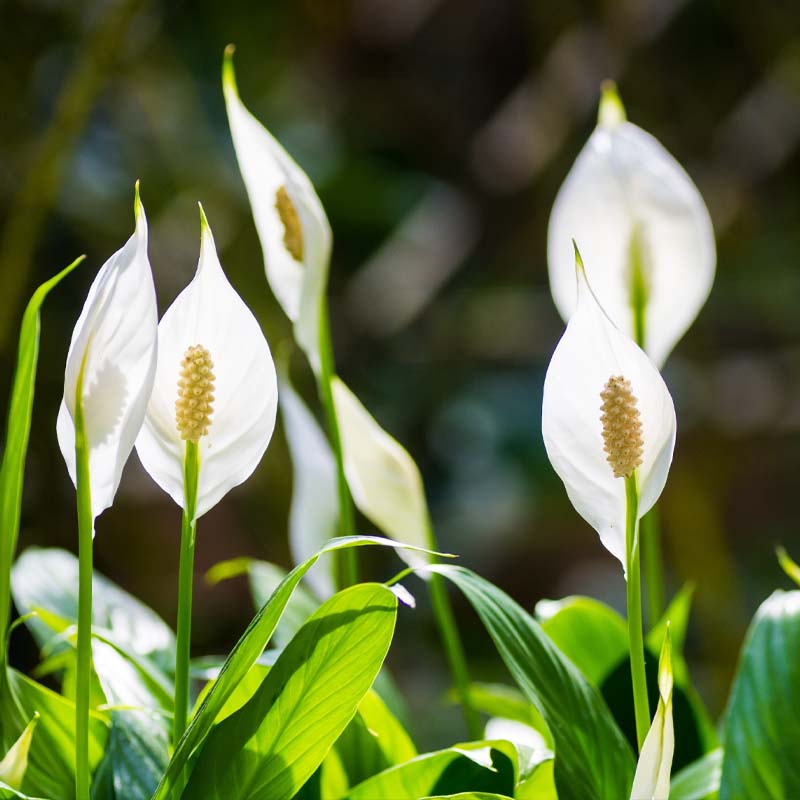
[0,781,46,800]
[536,595,628,685]
[719,590,800,799]
[11,548,175,673]
[484,717,555,799]
[343,741,517,799]
[430,565,634,800]
[331,378,431,567]
[0,668,106,798]
[0,258,83,651]
[0,715,37,790]
[464,683,551,746]
[89,641,170,800]
[334,688,417,786]
[670,749,722,800]
[183,583,397,799]
[278,367,338,599]
[420,795,515,800]
[153,535,443,800]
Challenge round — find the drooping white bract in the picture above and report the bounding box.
[547,83,715,368]
[332,377,431,569]
[223,47,332,374]
[57,187,158,521]
[135,207,278,519]
[630,628,674,800]
[279,368,338,599]
[542,248,676,567]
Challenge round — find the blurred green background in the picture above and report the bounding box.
[3,0,800,749]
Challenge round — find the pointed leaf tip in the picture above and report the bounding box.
[198,201,210,232]
[598,79,626,127]
[222,45,238,94]
[777,546,800,588]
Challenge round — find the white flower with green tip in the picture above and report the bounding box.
[57,185,158,521]
[547,82,715,367]
[223,45,332,374]
[542,246,676,567]
[134,206,278,518]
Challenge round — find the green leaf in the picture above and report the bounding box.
[153,535,443,800]
[11,548,175,674]
[670,749,722,800]
[183,583,397,799]
[89,641,170,800]
[464,683,550,745]
[207,557,319,646]
[420,795,515,800]
[430,565,634,800]
[484,717,555,798]
[719,590,800,799]
[334,688,417,786]
[0,668,107,798]
[0,714,37,790]
[536,596,628,685]
[777,547,800,589]
[342,742,517,799]
[0,258,83,652]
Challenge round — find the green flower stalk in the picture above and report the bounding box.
[134,209,278,751]
[57,188,158,799]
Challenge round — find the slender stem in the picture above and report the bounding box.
[173,441,199,751]
[625,475,650,751]
[641,507,664,627]
[425,518,481,739]
[74,359,93,800]
[316,300,357,588]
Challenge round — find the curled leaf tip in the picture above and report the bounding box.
[598,79,626,127]
[777,545,800,588]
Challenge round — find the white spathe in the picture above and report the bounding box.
[279,369,338,599]
[547,84,715,368]
[57,187,158,521]
[332,377,431,569]
[630,629,675,800]
[223,47,332,374]
[542,249,676,566]
[135,207,278,519]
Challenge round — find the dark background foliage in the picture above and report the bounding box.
[2,0,800,748]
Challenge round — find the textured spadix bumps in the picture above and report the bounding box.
[57,187,158,521]
[547,84,715,367]
[135,209,278,518]
[542,250,676,566]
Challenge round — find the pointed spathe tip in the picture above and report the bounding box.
[198,201,210,233]
[572,239,586,277]
[133,180,145,227]
[598,79,626,127]
[223,44,238,96]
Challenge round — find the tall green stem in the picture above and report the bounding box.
[174,441,199,751]
[317,300,357,588]
[625,475,650,751]
[641,508,664,626]
[74,359,93,800]
[425,518,481,739]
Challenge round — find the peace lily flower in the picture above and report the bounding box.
[542,246,676,568]
[223,45,332,374]
[630,629,674,800]
[547,82,715,368]
[135,206,278,518]
[56,185,158,521]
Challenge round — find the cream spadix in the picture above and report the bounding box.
[542,247,676,566]
[57,186,158,521]
[547,83,715,367]
[135,207,278,518]
[223,46,332,374]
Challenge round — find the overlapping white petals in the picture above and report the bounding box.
[57,188,158,521]
[547,84,715,367]
[332,377,431,568]
[135,208,278,519]
[542,250,676,566]
[630,629,674,800]
[279,369,338,599]
[223,47,332,374]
